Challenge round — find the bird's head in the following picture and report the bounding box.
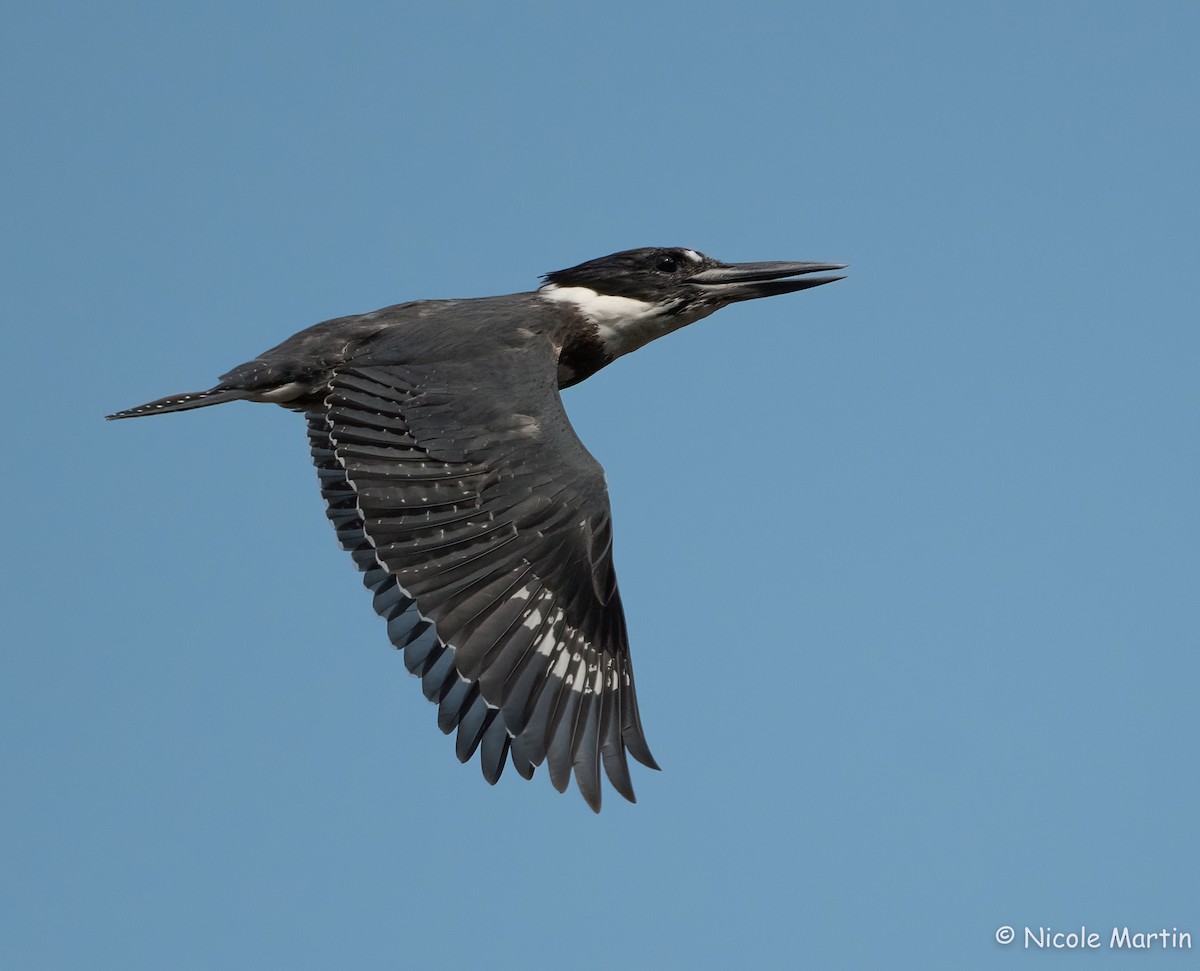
[538,246,845,359]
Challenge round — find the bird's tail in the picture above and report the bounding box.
[106,386,250,420]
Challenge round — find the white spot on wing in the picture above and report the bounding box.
[569,655,588,693]
[522,605,545,630]
[534,611,563,655]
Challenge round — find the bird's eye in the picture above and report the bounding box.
[655,256,679,273]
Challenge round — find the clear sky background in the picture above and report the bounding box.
[4,2,1197,968]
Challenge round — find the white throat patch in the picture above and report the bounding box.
[540,285,658,326]
[540,284,670,357]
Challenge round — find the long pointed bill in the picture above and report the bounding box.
[690,260,847,302]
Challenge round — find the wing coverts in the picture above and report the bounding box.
[306,360,657,810]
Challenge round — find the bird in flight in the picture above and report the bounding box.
[109,246,845,811]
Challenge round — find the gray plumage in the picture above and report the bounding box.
[109,247,844,811]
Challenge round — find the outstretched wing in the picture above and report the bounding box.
[306,354,657,811]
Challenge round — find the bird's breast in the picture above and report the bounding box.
[556,321,612,389]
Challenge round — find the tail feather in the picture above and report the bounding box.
[106,386,249,420]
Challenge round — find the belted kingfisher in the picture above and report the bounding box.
[109,246,845,811]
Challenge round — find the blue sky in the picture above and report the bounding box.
[4,2,1198,968]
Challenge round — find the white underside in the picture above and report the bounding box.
[258,381,308,402]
